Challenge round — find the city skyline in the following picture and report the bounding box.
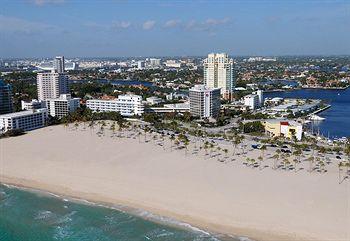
[1,0,350,58]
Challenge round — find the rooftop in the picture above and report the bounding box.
[0,108,47,118]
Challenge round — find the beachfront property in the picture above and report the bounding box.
[37,71,69,101]
[146,102,190,113]
[0,108,47,132]
[263,119,303,141]
[203,53,235,100]
[189,84,221,119]
[86,94,144,116]
[263,98,322,117]
[46,94,80,118]
[0,79,13,115]
[21,99,45,111]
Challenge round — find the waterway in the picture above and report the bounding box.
[264,87,350,139]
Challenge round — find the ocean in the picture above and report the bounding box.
[0,184,240,241]
[264,87,350,139]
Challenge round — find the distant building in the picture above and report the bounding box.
[86,94,144,116]
[146,102,190,113]
[46,94,80,118]
[203,53,235,100]
[146,96,163,105]
[243,90,263,110]
[54,56,65,73]
[37,71,69,101]
[189,85,221,119]
[149,58,161,67]
[0,79,13,114]
[244,94,259,110]
[264,120,303,141]
[164,60,182,68]
[21,99,45,110]
[0,108,47,132]
[137,61,145,70]
[256,90,264,106]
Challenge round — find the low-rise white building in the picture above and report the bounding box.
[46,94,80,118]
[21,99,45,110]
[0,108,47,132]
[86,94,144,116]
[244,94,260,110]
[146,96,163,105]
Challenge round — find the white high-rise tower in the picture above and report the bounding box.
[37,71,69,101]
[203,53,235,100]
[54,56,65,73]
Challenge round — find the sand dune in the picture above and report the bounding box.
[0,125,349,241]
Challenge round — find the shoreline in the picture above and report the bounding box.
[0,178,305,241]
[1,125,348,241]
[0,182,233,240]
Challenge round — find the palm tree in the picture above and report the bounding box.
[338,162,344,184]
[184,139,189,156]
[308,156,315,173]
[292,158,298,172]
[169,134,175,152]
[223,149,228,160]
[232,136,242,158]
[272,153,279,170]
[259,145,267,170]
[258,156,263,169]
[209,143,215,158]
[137,131,142,143]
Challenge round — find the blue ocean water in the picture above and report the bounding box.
[264,87,350,138]
[0,185,239,241]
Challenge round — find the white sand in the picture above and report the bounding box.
[0,125,349,241]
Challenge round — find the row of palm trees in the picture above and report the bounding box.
[67,120,350,184]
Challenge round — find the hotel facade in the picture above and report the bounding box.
[86,94,144,116]
[37,71,69,101]
[189,85,221,119]
[0,108,47,132]
[46,94,80,118]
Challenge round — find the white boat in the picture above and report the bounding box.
[309,114,325,121]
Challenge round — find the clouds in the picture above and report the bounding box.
[142,20,156,30]
[162,17,232,35]
[0,15,58,34]
[31,0,65,6]
[164,19,181,28]
[81,17,231,34]
[112,21,131,29]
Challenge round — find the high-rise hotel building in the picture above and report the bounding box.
[37,56,69,101]
[189,85,221,119]
[37,71,69,101]
[0,79,13,114]
[203,53,235,100]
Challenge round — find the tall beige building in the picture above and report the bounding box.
[37,71,69,101]
[203,53,235,100]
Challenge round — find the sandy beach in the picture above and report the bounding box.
[0,124,349,241]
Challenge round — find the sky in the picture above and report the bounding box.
[0,0,349,58]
